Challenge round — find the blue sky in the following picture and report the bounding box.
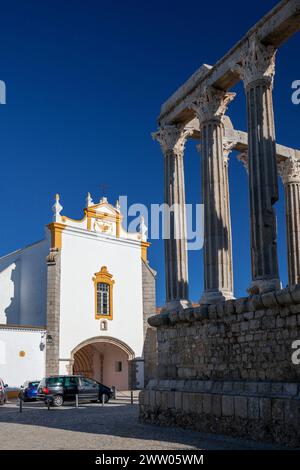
[0,0,299,306]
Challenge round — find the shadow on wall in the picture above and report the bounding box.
[0,259,21,324]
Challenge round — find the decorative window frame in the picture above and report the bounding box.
[93,266,115,320]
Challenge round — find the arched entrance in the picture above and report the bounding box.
[71,337,135,391]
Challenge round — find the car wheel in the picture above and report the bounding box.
[52,395,63,407]
[0,399,4,406]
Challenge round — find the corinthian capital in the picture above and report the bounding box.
[237,152,249,174]
[278,158,300,185]
[189,86,235,125]
[235,35,277,89]
[223,139,236,166]
[152,125,193,155]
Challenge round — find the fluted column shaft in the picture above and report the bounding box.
[191,87,235,304]
[153,125,191,311]
[164,148,188,302]
[239,37,280,293]
[278,159,300,285]
[285,183,300,284]
[246,80,279,290]
[223,146,234,297]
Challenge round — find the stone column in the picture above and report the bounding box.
[238,36,280,294]
[45,248,61,375]
[152,125,192,311]
[223,140,235,298]
[278,158,300,285]
[191,87,235,304]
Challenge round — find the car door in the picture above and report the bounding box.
[63,376,79,400]
[79,377,98,401]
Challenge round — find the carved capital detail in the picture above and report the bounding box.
[278,158,300,184]
[152,125,193,155]
[235,35,277,89]
[237,152,249,174]
[223,139,235,166]
[189,86,235,125]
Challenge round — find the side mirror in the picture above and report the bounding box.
[4,384,8,388]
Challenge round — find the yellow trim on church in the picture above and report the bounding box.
[47,222,66,249]
[93,266,115,320]
[141,241,150,263]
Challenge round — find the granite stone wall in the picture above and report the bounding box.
[142,260,157,386]
[140,285,300,446]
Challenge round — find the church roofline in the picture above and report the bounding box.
[0,238,46,263]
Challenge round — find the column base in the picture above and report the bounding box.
[161,299,192,313]
[199,290,234,305]
[247,278,281,295]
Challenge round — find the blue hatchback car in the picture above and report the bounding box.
[19,380,40,401]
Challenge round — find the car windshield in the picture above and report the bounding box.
[29,382,40,387]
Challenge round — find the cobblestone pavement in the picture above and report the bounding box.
[0,396,285,450]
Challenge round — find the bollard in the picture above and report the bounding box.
[47,399,51,411]
[75,394,79,408]
[131,390,133,405]
[102,394,105,406]
[19,395,23,413]
[111,386,116,400]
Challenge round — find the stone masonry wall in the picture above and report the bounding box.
[45,248,61,375]
[142,260,157,386]
[140,285,300,446]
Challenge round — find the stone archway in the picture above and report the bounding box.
[71,336,135,391]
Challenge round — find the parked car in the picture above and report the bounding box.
[0,378,8,405]
[19,380,40,402]
[37,375,112,407]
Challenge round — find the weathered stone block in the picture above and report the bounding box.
[203,393,212,414]
[222,395,234,417]
[234,396,248,419]
[211,394,221,417]
[259,397,271,421]
[248,397,260,419]
[272,399,284,421]
[174,391,182,409]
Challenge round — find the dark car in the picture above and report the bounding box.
[19,380,40,402]
[0,378,8,405]
[37,375,112,407]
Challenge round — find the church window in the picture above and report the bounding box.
[115,361,122,372]
[97,283,110,315]
[93,266,114,320]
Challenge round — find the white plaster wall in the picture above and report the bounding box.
[0,238,49,327]
[0,328,46,387]
[59,230,144,363]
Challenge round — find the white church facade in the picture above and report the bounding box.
[0,194,156,390]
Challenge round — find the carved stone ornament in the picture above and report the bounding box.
[277,158,300,185]
[223,139,236,166]
[236,152,249,174]
[234,35,277,89]
[152,125,193,155]
[189,86,235,125]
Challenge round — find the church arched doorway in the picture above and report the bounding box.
[71,337,135,391]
